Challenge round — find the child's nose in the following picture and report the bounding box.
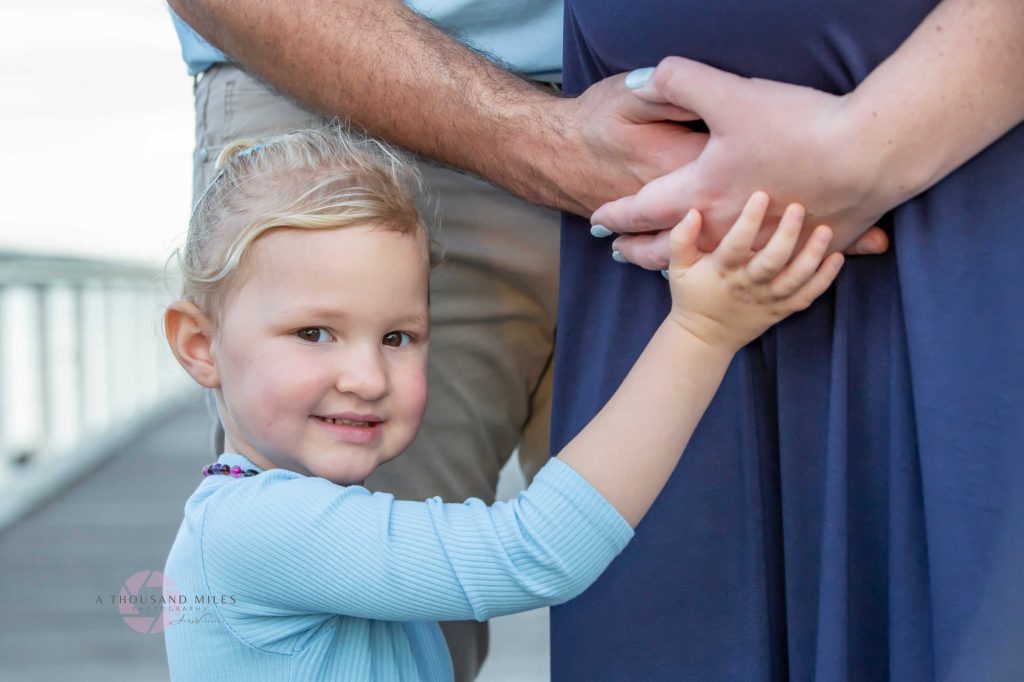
[334,345,388,401]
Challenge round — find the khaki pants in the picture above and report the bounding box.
[192,64,559,681]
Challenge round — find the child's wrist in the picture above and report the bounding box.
[663,311,742,360]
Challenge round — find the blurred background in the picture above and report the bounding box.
[0,2,546,679]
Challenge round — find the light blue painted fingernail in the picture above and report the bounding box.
[625,67,655,90]
[612,250,628,264]
[590,224,613,238]
[661,269,670,280]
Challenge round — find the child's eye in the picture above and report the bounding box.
[296,327,334,344]
[382,331,412,348]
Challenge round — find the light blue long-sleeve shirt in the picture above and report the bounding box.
[169,1,563,79]
[163,453,632,681]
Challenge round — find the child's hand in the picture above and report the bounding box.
[666,191,844,352]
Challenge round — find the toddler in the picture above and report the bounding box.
[162,126,843,681]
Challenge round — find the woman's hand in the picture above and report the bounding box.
[591,58,892,270]
[594,0,1024,271]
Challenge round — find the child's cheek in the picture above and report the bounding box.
[406,371,429,423]
[253,354,325,412]
[282,359,330,401]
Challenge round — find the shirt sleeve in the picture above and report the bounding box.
[200,458,633,624]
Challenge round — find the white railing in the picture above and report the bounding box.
[0,252,191,526]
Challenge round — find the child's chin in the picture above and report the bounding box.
[316,467,366,486]
[324,459,390,486]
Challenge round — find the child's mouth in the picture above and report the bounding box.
[312,415,383,444]
[315,416,374,427]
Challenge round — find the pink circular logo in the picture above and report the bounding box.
[118,570,181,634]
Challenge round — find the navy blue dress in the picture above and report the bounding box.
[551,2,1024,679]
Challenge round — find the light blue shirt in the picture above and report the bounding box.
[163,454,631,680]
[170,1,562,79]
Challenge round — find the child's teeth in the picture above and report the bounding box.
[322,417,371,427]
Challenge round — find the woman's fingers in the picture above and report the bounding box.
[591,164,697,235]
[627,57,742,129]
[668,209,703,273]
[612,230,672,270]
[714,191,769,268]
[620,72,702,123]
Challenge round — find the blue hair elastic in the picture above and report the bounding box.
[237,143,265,158]
[188,142,268,224]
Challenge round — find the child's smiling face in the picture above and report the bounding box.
[210,225,430,484]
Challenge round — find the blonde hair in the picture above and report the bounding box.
[177,125,442,322]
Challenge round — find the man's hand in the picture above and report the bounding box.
[546,72,709,216]
[168,0,708,218]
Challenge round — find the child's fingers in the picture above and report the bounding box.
[768,225,833,299]
[668,209,703,272]
[714,191,770,268]
[786,252,844,311]
[745,203,804,283]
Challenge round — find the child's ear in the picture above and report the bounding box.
[165,301,220,388]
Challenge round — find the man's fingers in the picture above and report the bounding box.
[844,226,889,255]
[746,203,804,283]
[714,191,769,268]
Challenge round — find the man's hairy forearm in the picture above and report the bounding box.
[169,0,583,211]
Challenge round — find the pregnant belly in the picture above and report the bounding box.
[565,0,937,91]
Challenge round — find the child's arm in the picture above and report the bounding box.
[198,193,840,635]
[200,456,631,638]
[559,192,843,526]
